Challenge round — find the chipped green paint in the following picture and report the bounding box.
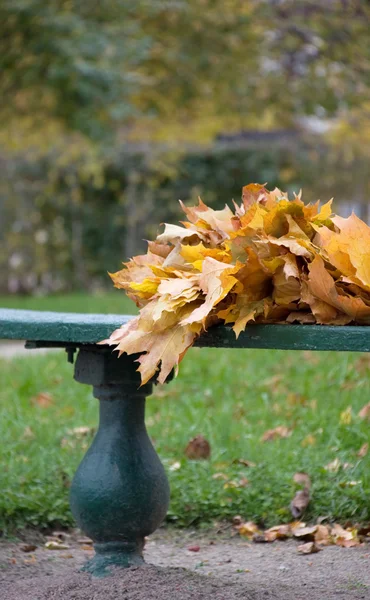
[2,307,370,575]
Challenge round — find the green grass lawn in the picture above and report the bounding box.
[0,291,136,314]
[1,339,370,532]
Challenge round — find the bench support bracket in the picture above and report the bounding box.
[69,346,170,577]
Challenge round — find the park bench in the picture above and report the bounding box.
[1,307,370,576]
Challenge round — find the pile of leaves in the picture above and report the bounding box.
[235,518,366,553]
[103,183,370,384]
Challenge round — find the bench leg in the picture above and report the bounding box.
[69,347,170,577]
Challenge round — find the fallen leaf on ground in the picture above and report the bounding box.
[324,458,341,473]
[314,525,331,546]
[20,544,37,553]
[66,426,95,437]
[290,472,311,518]
[357,442,369,458]
[297,542,321,555]
[358,403,370,420]
[238,522,260,538]
[293,526,317,541]
[293,472,311,489]
[184,435,211,459]
[264,524,292,542]
[44,541,70,550]
[169,461,181,471]
[31,392,54,408]
[261,426,291,442]
[331,524,361,548]
[232,459,256,468]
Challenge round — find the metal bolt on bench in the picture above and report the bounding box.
[1,308,370,576]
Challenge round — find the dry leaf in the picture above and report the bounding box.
[293,472,311,489]
[314,525,331,546]
[66,426,95,437]
[184,435,211,460]
[264,524,292,542]
[238,522,260,538]
[232,458,256,468]
[20,544,37,553]
[324,458,341,473]
[290,491,310,519]
[357,442,369,458]
[31,392,54,408]
[44,541,69,550]
[290,472,311,518]
[293,526,317,541]
[331,524,360,548]
[297,542,321,555]
[358,403,370,420]
[261,426,291,442]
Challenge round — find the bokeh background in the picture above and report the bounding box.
[1,0,370,298]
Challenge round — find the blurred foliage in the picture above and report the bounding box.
[2,136,369,294]
[1,0,369,145]
[1,0,370,294]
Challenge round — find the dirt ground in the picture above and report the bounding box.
[1,528,370,600]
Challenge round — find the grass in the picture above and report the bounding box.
[1,337,370,532]
[0,291,136,314]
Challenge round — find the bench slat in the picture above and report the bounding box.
[1,308,370,352]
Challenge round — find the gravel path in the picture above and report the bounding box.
[1,529,369,599]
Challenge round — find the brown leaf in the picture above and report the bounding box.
[31,392,54,408]
[314,525,331,546]
[238,521,260,538]
[261,426,291,442]
[290,489,310,519]
[358,402,370,420]
[297,542,321,555]
[184,435,211,460]
[331,524,360,548]
[264,524,292,542]
[293,472,311,490]
[20,544,37,553]
[357,442,369,458]
[293,526,317,541]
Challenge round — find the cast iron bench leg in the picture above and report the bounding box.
[69,346,170,577]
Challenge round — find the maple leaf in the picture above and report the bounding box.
[181,258,241,325]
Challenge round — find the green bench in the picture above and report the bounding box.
[1,307,370,576]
